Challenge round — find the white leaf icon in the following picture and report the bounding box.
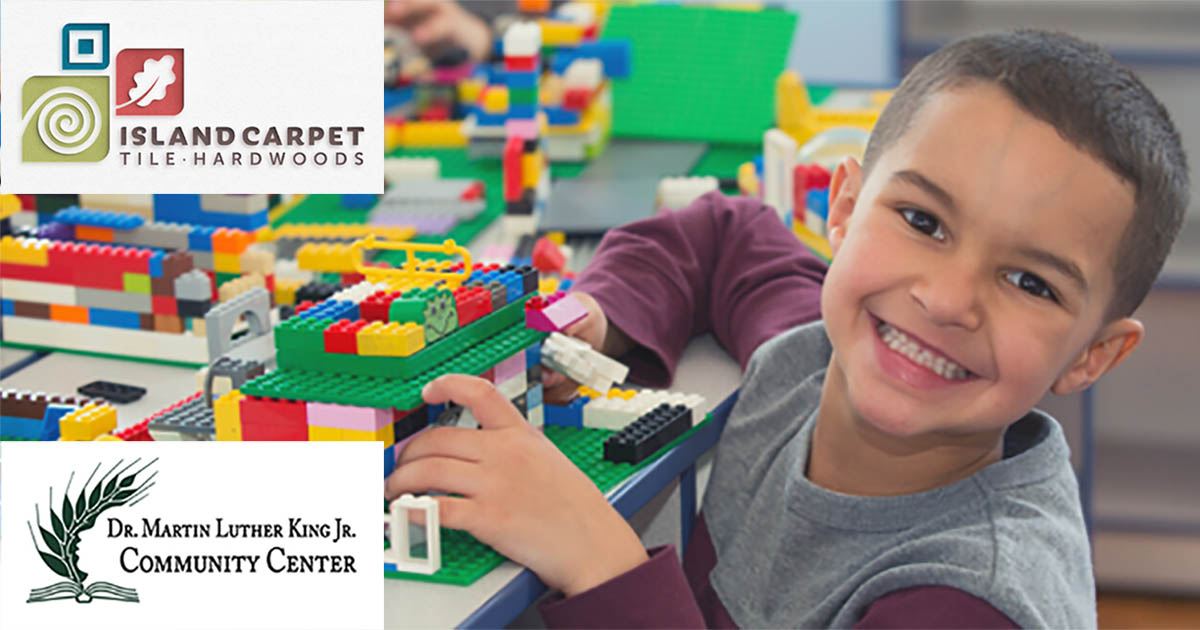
[127,55,177,107]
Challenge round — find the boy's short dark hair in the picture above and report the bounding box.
[862,29,1189,321]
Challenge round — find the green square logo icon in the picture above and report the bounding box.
[22,76,110,162]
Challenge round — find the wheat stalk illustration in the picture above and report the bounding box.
[26,458,157,603]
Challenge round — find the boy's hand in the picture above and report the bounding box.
[541,291,635,404]
[384,0,492,63]
[386,374,649,596]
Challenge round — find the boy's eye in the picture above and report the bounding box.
[900,208,945,241]
[1004,270,1057,302]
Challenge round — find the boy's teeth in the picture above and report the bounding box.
[877,321,970,380]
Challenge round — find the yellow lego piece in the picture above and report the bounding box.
[385,122,404,153]
[400,121,466,148]
[214,252,241,273]
[794,221,833,261]
[539,19,585,46]
[458,78,485,104]
[239,249,275,276]
[0,236,50,267]
[738,161,759,197]
[214,390,244,441]
[308,425,343,441]
[0,194,21,220]
[607,388,637,400]
[275,278,302,306]
[776,70,884,146]
[342,425,395,448]
[273,223,414,242]
[358,321,426,357]
[538,277,560,295]
[296,242,359,273]
[94,434,124,441]
[577,385,603,399]
[546,231,566,246]
[60,403,118,441]
[521,152,542,189]
[483,86,510,113]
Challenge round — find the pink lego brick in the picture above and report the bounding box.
[504,119,538,140]
[306,402,392,432]
[494,352,526,383]
[525,291,588,332]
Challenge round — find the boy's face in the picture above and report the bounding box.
[822,82,1141,439]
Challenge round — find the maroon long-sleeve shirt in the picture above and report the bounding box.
[541,192,1017,628]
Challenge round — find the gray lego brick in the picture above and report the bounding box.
[147,394,215,438]
[369,200,485,221]
[380,179,478,203]
[115,222,191,250]
[467,137,505,160]
[205,288,271,362]
[174,269,212,301]
[190,251,214,270]
[75,287,152,313]
[540,140,708,235]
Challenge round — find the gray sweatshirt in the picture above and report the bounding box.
[704,321,1097,628]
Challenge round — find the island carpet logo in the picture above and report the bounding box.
[26,458,157,603]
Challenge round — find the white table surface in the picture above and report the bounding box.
[0,347,35,371]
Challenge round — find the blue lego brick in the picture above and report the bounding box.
[2,299,13,315]
[473,111,509,127]
[1,416,45,440]
[383,444,396,478]
[299,300,358,322]
[525,384,543,410]
[806,188,829,220]
[53,207,144,230]
[543,107,581,126]
[341,194,377,209]
[551,40,632,78]
[89,307,142,330]
[502,71,538,90]
[543,396,588,428]
[753,155,763,179]
[40,404,75,441]
[149,250,164,277]
[503,274,522,302]
[384,87,415,113]
[558,278,574,292]
[509,256,532,268]
[526,343,541,370]
[507,104,536,119]
[426,403,446,425]
[194,208,268,230]
[188,226,216,251]
[154,194,204,223]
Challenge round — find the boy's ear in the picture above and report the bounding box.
[827,157,863,256]
[1051,317,1144,395]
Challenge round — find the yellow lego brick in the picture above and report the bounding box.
[296,242,358,273]
[539,19,585,46]
[0,236,50,267]
[273,223,414,242]
[577,385,603,399]
[546,231,566,246]
[398,322,426,356]
[254,226,275,242]
[385,122,403,153]
[0,194,21,220]
[60,403,118,441]
[94,434,124,441]
[538,277,560,295]
[214,390,243,441]
[214,252,241,273]
[400,121,466,148]
[341,425,394,448]
[275,278,302,306]
[458,78,485,104]
[738,161,759,197]
[483,86,509,113]
[308,425,343,441]
[218,273,265,303]
[357,321,426,357]
[521,152,542,189]
[607,388,637,400]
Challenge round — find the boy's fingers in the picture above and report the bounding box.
[384,0,441,26]
[422,374,527,431]
[385,456,481,501]
[396,495,476,532]
[396,426,487,467]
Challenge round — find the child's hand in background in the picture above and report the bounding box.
[384,0,492,63]
[386,374,649,596]
[541,291,635,404]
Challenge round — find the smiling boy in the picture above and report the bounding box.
[389,30,1189,627]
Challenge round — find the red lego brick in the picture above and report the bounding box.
[503,136,524,202]
[532,237,566,273]
[459,180,485,201]
[564,87,592,111]
[116,418,154,441]
[323,319,368,354]
[295,300,315,316]
[265,274,275,305]
[504,55,538,72]
[239,395,309,441]
[385,113,406,127]
[420,103,451,122]
[340,272,365,285]
[360,290,401,322]
[454,286,492,327]
[203,270,218,301]
[17,194,36,210]
[151,295,178,316]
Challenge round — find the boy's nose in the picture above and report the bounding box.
[909,268,983,331]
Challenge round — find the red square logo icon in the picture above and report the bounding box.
[115,48,184,116]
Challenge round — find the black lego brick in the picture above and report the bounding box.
[603,403,693,465]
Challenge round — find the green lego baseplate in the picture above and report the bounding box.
[385,413,714,586]
[603,4,798,144]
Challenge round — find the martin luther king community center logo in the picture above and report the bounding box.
[22,24,186,163]
[26,458,157,604]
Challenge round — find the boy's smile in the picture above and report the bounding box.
[810,82,1143,493]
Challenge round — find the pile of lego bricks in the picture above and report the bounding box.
[13,193,273,232]
[0,389,150,442]
[0,235,215,363]
[367,178,487,236]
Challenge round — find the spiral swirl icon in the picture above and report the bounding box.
[21,76,109,162]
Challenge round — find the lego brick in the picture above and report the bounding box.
[602,403,693,464]
[385,494,441,575]
[494,352,526,383]
[12,300,51,319]
[1,236,51,266]
[40,404,75,441]
[90,307,143,329]
[1,315,209,364]
[154,314,184,333]
[147,392,215,439]
[239,396,308,441]
[78,380,147,404]
[393,406,429,443]
[200,194,269,214]
[383,444,397,478]
[213,389,244,441]
[60,403,118,441]
[49,303,89,324]
[543,396,588,428]
[525,291,587,333]
[75,286,152,313]
[123,272,152,294]
[35,194,79,215]
[1,278,77,305]
[204,287,271,361]
[1,299,12,315]
[138,312,155,331]
[541,332,629,393]
[357,320,426,357]
[2,415,46,440]
[177,298,211,318]
[384,157,440,184]
[75,224,115,242]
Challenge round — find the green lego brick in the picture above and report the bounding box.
[276,294,534,381]
[508,87,538,105]
[388,297,426,324]
[215,271,241,287]
[35,194,78,215]
[384,414,714,585]
[122,272,152,294]
[602,5,797,144]
[690,143,760,180]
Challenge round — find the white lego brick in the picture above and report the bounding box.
[79,194,154,217]
[330,281,387,304]
[563,58,603,89]
[385,494,441,575]
[541,333,630,393]
[527,404,544,429]
[0,278,77,305]
[657,176,719,211]
[199,194,269,214]
[2,316,209,363]
[384,157,440,185]
[496,372,528,400]
[582,396,640,430]
[556,2,597,24]
[503,21,541,57]
[763,128,798,225]
[273,258,315,283]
